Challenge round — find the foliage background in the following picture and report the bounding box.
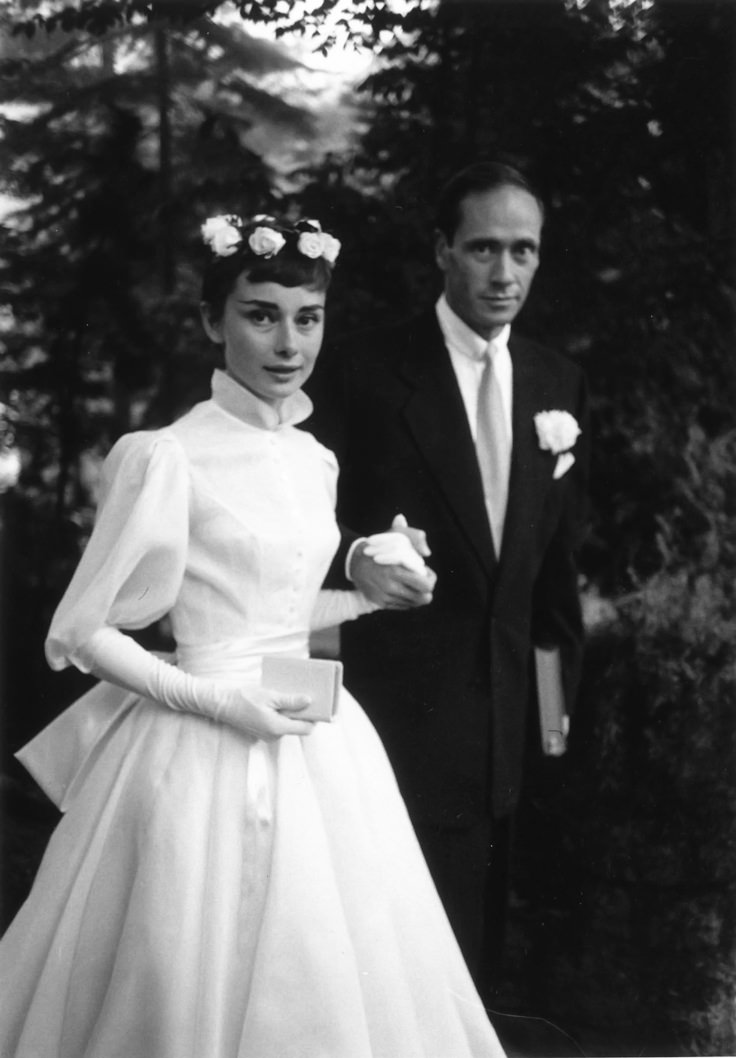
[0,0,734,1053]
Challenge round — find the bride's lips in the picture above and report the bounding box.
[265,366,301,379]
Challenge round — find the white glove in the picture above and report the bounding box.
[388,513,431,557]
[75,626,315,741]
[310,589,380,631]
[362,531,430,575]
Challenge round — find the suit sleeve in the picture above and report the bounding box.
[530,368,590,714]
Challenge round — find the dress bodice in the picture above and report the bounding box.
[46,370,341,670]
[166,372,340,654]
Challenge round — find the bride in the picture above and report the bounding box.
[0,212,506,1058]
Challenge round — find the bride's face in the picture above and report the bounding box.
[202,275,326,407]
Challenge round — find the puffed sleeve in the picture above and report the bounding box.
[45,431,189,672]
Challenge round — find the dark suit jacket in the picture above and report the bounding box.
[307,309,589,825]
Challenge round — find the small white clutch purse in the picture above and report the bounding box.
[261,656,343,723]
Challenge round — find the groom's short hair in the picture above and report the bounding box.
[435,160,545,244]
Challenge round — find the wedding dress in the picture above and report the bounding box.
[0,369,505,1058]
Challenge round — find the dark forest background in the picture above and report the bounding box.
[0,0,734,1054]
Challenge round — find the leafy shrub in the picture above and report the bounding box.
[577,428,736,1053]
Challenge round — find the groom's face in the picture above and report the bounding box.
[435,184,543,340]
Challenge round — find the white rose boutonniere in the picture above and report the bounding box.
[534,410,581,480]
[201,215,242,257]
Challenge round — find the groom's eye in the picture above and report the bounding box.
[466,240,500,259]
[512,241,538,262]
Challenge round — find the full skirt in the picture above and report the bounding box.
[0,683,504,1058]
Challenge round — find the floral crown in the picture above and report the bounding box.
[201,214,341,265]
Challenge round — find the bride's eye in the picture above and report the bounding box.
[297,312,322,330]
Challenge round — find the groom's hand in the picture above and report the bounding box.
[349,541,436,610]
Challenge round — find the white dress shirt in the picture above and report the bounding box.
[435,294,513,442]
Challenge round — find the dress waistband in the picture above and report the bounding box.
[176,634,309,681]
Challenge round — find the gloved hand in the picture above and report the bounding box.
[347,514,436,610]
[388,513,432,559]
[362,516,433,578]
[76,626,315,741]
[206,684,316,741]
[362,534,427,574]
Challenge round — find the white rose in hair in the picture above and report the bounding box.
[297,231,325,259]
[321,234,341,264]
[248,226,286,258]
[534,410,581,454]
[201,216,241,257]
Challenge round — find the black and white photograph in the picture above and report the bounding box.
[0,1,734,1055]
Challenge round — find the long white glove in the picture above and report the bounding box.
[310,589,380,631]
[75,626,315,740]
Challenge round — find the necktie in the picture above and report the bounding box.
[475,343,510,553]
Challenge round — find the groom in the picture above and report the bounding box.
[309,161,589,990]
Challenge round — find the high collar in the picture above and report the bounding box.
[211,368,313,431]
[435,294,511,361]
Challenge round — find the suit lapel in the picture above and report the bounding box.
[398,314,497,577]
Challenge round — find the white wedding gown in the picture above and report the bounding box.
[0,369,505,1058]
